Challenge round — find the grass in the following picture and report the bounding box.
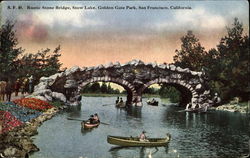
[50,101,64,107]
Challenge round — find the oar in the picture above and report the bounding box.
[102,103,115,106]
[67,117,110,125]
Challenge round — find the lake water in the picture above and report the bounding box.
[30,97,250,158]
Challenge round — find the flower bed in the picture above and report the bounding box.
[0,102,42,123]
[0,111,23,133]
[13,98,53,111]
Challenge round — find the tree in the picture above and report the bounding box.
[18,46,62,85]
[100,82,108,93]
[159,84,180,103]
[173,31,207,71]
[0,21,23,80]
[209,18,249,101]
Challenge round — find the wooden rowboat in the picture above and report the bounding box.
[81,121,100,129]
[146,100,158,106]
[116,102,126,108]
[107,134,171,147]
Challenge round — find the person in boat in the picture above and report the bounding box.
[119,98,123,103]
[116,97,120,104]
[93,113,100,124]
[151,98,156,103]
[139,130,149,142]
[87,115,94,124]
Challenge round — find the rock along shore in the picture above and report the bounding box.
[0,107,62,158]
[215,103,249,114]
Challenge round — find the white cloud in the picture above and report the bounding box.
[155,7,226,31]
[33,9,102,28]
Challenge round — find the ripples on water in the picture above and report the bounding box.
[30,97,250,158]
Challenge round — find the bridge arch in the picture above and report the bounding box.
[139,78,195,107]
[77,76,137,103]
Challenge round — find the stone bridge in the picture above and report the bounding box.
[31,60,219,109]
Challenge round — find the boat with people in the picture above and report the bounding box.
[116,102,126,108]
[81,121,100,129]
[185,106,207,113]
[107,134,171,147]
[146,99,158,106]
[81,113,101,129]
[115,97,126,108]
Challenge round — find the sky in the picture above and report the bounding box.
[1,0,249,68]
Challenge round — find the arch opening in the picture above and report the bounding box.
[78,79,136,105]
[140,81,193,107]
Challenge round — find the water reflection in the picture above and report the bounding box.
[109,146,168,158]
[126,106,142,118]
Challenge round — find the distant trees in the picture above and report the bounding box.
[159,85,180,103]
[18,46,62,84]
[0,20,62,86]
[81,82,121,94]
[173,18,249,102]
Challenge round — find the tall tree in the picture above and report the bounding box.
[211,18,249,101]
[173,31,207,71]
[0,21,23,80]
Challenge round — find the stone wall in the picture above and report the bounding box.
[31,59,220,109]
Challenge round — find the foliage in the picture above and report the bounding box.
[81,82,121,94]
[159,85,180,103]
[0,21,24,81]
[18,45,62,84]
[173,18,249,102]
[205,18,249,102]
[0,21,62,86]
[143,87,159,94]
[173,30,207,71]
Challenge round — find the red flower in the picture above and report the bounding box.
[13,98,53,111]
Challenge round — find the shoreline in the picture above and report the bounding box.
[213,103,250,114]
[0,106,65,158]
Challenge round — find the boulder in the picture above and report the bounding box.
[32,95,48,101]
[65,66,80,76]
[32,89,52,96]
[158,64,166,69]
[52,92,67,102]
[64,79,78,88]
[195,84,202,89]
[169,64,176,71]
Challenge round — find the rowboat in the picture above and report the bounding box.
[81,121,100,129]
[185,106,207,113]
[107,134,171,147]
[146,100,158,106]
[116,102,126,108]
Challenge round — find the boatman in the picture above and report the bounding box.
[139,130,149,142]
[93,113,100,123]
[87,115,94,124]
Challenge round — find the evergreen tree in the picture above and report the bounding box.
[0,21,23,80]
[100,82,108,93]
[210,18,249,101]
[173,31,207,71]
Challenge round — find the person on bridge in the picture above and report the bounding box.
[139,131,149,142]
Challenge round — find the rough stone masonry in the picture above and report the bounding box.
[31,59,220,109]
